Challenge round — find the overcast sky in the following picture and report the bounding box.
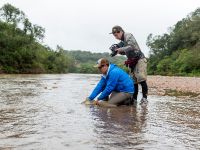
[0,0,199,56]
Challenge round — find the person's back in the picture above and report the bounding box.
[104,64,134,94]
[86,58,134,107]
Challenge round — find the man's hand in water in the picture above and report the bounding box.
[96,100,117,107]
[86,97,91,101]
[81,97,92,104]
[93,100,104,105]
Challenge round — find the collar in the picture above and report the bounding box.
[121,32,125,41]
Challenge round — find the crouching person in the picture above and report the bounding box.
[85,58,134,107]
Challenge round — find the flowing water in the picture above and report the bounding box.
[0,74,199,150]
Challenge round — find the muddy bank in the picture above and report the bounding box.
[147,75,200,98]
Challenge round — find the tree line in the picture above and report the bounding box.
[65,50,126,73]
[146,8,200,76]
[0,3,74,73]
[1,3,199,76]
[0,3,125,74]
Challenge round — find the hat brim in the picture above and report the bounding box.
[93,64,100,68]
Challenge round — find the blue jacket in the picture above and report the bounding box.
[89,64,134,100]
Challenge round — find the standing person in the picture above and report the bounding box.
[85,58,134,107]
[109,25,148,105]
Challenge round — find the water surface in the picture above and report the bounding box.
[0,74,199,150]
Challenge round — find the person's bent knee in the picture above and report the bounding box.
[108,92,132,105]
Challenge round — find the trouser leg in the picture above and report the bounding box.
[109,91,117,100]
[133,84,138,100]
[140,81,148,99]
[103,96,109,101]
[108,92,132,105]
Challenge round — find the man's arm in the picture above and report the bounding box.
[88,77,106,100]
[117,41,126,55]
[118,33,140,53]
[117,41,125,48]
[97,70,120,100]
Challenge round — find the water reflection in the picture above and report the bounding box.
[88,105,149,149]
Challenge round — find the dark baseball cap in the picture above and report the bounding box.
[109,25,124,34]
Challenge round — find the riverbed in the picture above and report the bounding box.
[0,74,199,150]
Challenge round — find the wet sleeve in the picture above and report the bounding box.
[88,77,106,100]
[119,33,138,53]
[97,70,120,100]
[117,41,125,48]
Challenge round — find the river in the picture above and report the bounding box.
[0,74,199,150]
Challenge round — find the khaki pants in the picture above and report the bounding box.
[133,58,147,83]
[107,92,132,105]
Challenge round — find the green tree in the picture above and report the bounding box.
[146,8,200,76]
[0,3,71,74]
[0,3,25,25]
